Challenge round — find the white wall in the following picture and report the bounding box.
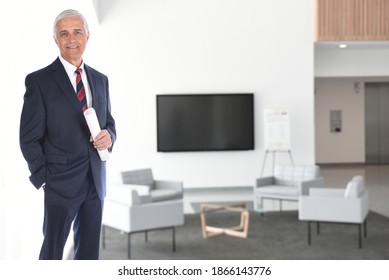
[315,46,389,78]
[315,45,389,164]
[315,77,389,164]
[1,0,315,259]
[99,0,316,187]
[315,78,365,164]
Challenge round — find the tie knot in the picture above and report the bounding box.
[75,68,82,75]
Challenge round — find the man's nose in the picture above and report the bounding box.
[67,33,77,41]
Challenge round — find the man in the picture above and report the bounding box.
[19,9,116,260]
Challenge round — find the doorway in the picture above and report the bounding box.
[365,82,389,164]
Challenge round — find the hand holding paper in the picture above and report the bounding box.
[84,108,110,161]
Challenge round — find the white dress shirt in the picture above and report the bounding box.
[58,55,92,109]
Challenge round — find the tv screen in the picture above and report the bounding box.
[157,93,254,152]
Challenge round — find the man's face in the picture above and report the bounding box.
[54,16,89,67]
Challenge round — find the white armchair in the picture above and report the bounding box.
[102,184,184,258]
[298,175,369,248]
[254,164,324,213]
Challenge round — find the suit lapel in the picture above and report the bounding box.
[84,64,99,109]
[51,58,84,115]
[50,58,89,128]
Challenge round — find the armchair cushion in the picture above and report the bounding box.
[151,188,181,202]
[255,185,299,199]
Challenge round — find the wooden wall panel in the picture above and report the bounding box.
[317,0,389,41]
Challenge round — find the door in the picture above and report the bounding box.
[365,82,389,164]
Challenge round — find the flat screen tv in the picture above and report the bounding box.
[157,93,254,152]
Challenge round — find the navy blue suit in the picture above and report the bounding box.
[19,57,116,259]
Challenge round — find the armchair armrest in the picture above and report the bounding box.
[255,176,275,188]
[299,192,369,223]
[309,187,344,197]
[299,177,324,195]
[106,184,151,205]
[155,180,183,192]
[120,183,151,196]
[129,199,184,232]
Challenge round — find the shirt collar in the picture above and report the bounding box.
[58,55,85,76]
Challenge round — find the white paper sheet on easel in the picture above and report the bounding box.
[263,109,291,151]
[84,108,110,161]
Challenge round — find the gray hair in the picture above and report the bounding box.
[53,9,89,38]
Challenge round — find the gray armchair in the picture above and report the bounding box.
[254,164,324,213]
[121,168,183,202]
[102,184,184,258]
[101,168,184,258]
[299,175,369,248]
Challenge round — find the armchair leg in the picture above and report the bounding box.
[128,233,131,259]
[124,227,178,259]
[260,198,264,216]
[102,225,106,249]
[364,220,367,238]
[145,231,148,242]
[172,227,176,252]
[305,221,366,249]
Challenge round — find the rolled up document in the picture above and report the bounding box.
[84,108,110,161]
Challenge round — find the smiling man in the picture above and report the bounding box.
[19,9,116,260]
[54,14,89,67]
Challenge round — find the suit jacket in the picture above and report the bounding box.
[19,57,116,200]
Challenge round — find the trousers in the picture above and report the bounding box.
[39,169,103,260]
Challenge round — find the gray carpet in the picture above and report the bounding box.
[99,211,389,260]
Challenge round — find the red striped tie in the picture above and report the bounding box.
[75,68,87,112]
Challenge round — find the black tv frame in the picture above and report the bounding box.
[156,93,254,152]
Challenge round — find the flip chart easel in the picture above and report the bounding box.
[261,109,293,176]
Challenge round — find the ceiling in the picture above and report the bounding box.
[315,41,389,51]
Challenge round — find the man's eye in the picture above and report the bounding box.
[60,32,67,38]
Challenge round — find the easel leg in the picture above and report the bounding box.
[260,150,269,177]
[260,150,294,178]
[288,150,294,164]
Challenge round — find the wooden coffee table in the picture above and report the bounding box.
[200,203,249,239]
